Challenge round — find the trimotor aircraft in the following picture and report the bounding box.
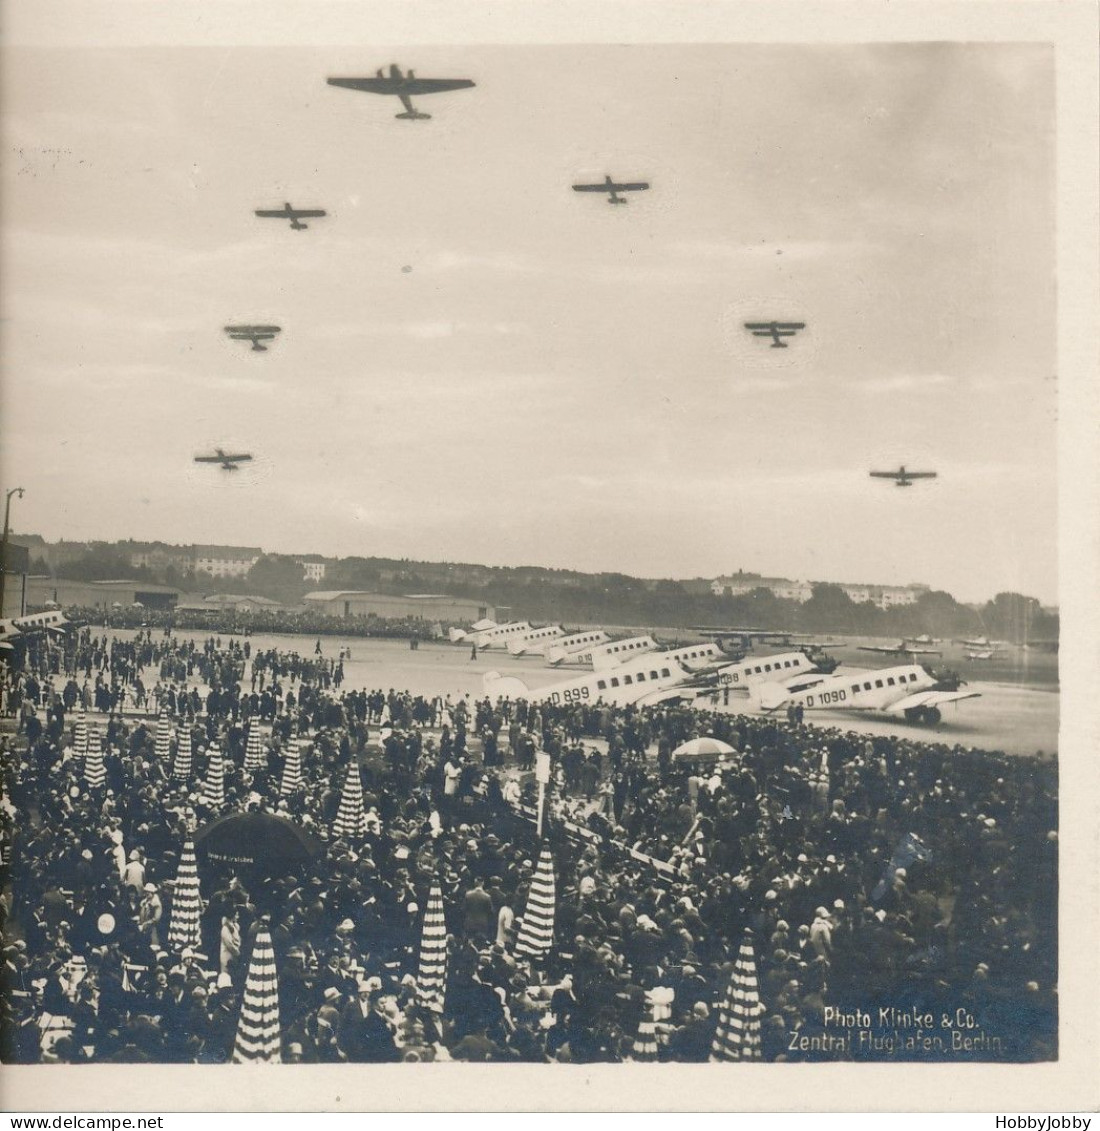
[224,325,281,351]
[685,650,834,700]
[0,609,71,649]
[588,636,660,671]
[744,321,805,347]
[254,204,327,230]
[194,449,253,471]
[858,640,942,657]
[484,653,696,709]
[544,630,614,665]
[754,662,978,726]
[327,64,475,120]
[692,626,820,652]
[956,635,1007,651]
[466,621,533,650]
[506,625,566,656]
[447,619,498,643]
[869,466,937,487]
[572,176,650,205]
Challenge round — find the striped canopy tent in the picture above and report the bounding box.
[201,746,226,811]
[166,838,202,952]
[84,730,106,790]
[279,735,302,797]
[711,930,764,1061]
[232,928,281,1062]
[514,844,556,961]
[154,713,173,767]
[172,729,193,784]
[416,881,448,1015]
[333,762,366,840]
[73,709,89,763]
[243,723,266,773]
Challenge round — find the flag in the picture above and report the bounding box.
[333,762,366,839]
[514,844,556,960]
[201,746,225,811]
[167,839,202,952]
[244,723,265,772]
[279,735,301,797]
[84,730,106,790]
[417,881,447,1015]
[231,929,281,1062]
[172,729,193,784]
[711,930,763,1061]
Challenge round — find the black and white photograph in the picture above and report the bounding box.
[1,0,1097,1115]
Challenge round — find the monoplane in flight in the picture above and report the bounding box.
[254,203,327,230]
[744,321,806,348]
[572,176,650,205]
[869,466,938,487]
[194,449,254,471]
[224,325,281,351]
[326,64,475,120]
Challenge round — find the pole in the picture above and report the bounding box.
[0,487,26,619]
[536,779,546,839]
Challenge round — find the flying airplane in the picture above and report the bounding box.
[224,325,281,351]
[858,640,942,657]
[744,321,805,348]
[869,466,937,487]
[572,176,650,205]
[254,203,328,230]
[194,449,253,471]
[754,662,978,726]
[326,64,475,120]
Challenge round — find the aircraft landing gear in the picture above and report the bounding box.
[904,706,942,725]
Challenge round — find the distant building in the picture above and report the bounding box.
[25,577,180,611]
[711,573,814,603]
[192,545,262,579]
[303,591,495,622]
[835,582,930,610]
[292,555,328,583]
[177,593,283,613]
[125,540,195,573]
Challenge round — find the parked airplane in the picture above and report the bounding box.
[744,321,805,348]
[966,650,995,661]
[754,662,978,726]
[572,176,650,205]
[224,325,281,351]
[590,636,661,671]
[254,203,327,230]
[327,64,475,120]
[869,466,937,487]
[905,634,941,646]
[545,630,613,665]
[956,636,1007,650]
[467,621,533,650]
[483,653,696,709]
[858,640,942,657]
[194,449,253,471]
[506,625,566,656]
[0,609,71,648]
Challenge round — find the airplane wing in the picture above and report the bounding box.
[222,454,252,463]
[906,647,941,656]
[905,472,937,479]
[572,184,611,192]
[293,210,326,218]
[857,645,898,654]
[613,182,650,191]
[255,209,290,218]
[869,472,900,479]
[327,78,394,93]
[885,688,981,714]
[402,79,475,94]
[194,456,224,463]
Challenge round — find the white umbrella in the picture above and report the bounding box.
[671,737,737,762]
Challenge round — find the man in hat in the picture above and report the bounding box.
[138,883,163,951]
[338,977,398,1063]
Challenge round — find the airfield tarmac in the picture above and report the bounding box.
[123,628,1059,759]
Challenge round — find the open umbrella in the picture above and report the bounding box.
[333,761,366,840]
[73,709,88,762]
[172,729,193,783]
[711,930,764,1061]
[84,731,106,790]
[417,881,448,1015]
[167,839,202,952]
[279,735,301,796]
[195,811,322,874]
[244,723,265,773]
[671,736,737,763]
[232,929,281,1062]
[200,745,225,810]
[514,844,556,961]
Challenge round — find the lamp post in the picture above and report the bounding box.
[0,487,25,618]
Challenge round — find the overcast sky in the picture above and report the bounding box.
[1,42,1057,603]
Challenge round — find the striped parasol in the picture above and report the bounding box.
[201,745,226,811]
[84,730,106,790]
[231,928,281,1062]
[73,709,89,762]
[154,713,173,767]
[243,723,266,773]
[416,881,447,1014]
[514,844,556,960]
[166,838,202,952]
[279,735,302,797]
[333,761,366,839]
[711,930,764,1061]
[172,728,193,784]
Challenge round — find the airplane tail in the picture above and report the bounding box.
[482,671,530,701]
[448,628,468,643]
[751,681,790,713]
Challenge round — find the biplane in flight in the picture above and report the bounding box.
[326,64,475,120]
[194,449,253,471]
[254,203,327,230]
[869,466,938,487]
[572,176,650,205]
[744,321,806,347]
[224,325,281,351]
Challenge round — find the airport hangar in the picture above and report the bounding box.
[303,591,496,623]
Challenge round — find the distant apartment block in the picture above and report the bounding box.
[712,572,930,609]
[192,545,262,579]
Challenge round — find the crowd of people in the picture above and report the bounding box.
[0,627,1058,1064]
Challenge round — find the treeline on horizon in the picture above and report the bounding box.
[28,544,1058,645]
